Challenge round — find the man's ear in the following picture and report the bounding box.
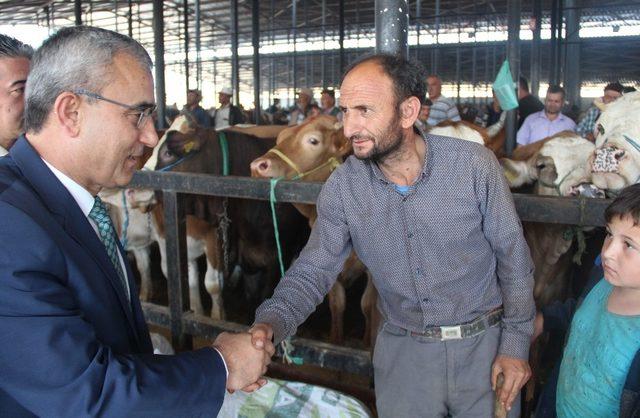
[53,92,82,137]
[399,96,420,129]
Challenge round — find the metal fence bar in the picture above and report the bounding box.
[161,190,192,350]
[129,171,611,227]
[142,303,373,377]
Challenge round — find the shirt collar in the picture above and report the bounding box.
[537,110,566,122]
[42,158,95,217]
[0,145,7,157]
[369,132,430,185]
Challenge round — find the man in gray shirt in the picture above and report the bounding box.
[251,54,534,417]
[426,74,461,126]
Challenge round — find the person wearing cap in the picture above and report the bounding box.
[320,88,341,119]
[575,81,624,142]
[288,87,313,126]
[211,87,245,130]
[183,89,210,127]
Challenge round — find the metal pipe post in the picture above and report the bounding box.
[375,0,409,58]
[75,0,82,25]
[339,0,345,74]
[292,0,298,95]
[252,0,261,124]
[183,0,190,91]
[231,0,240,105]
[127,0,133,38]
[195,0,201,89]
[564,0,580,107]
[531,0,542,97]
[505,0,521,157]
[153,0,167,129]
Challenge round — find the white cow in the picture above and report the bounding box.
[100,188,157,302]
[501,133,602,306]
[590,91,640,194]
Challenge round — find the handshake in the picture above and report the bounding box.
[212,323,275,392]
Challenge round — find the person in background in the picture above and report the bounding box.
[576,82,624,142]
[320,88,341,119]
[414,98,432,131]
[517,76,544,129]
[211,86,245,130]
[183,89,210,127]
[534,183,640,418]
[288,87,313,126]
[0,34,32,156]
[516,85,576,146]
[426,74,461,126]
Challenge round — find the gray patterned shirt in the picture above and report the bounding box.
[255,134,535,359]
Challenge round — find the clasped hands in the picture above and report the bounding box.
[212,323,275,393]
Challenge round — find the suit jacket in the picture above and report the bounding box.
[0,137,226,418]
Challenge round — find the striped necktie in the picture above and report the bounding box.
[89,196,130,303]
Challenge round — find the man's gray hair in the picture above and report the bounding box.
[25,26,153,133]
[0,34,33,60]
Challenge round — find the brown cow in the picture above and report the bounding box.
[250,115,381,347]
[153,115,310,318]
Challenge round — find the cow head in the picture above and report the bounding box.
[250,115,350,181]
[590,91,640,195]
[143,113,200,170]
[502,133,603,198]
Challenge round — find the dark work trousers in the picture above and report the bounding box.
[373,323,520,418]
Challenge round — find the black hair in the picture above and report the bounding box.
[604,82,624,94]
[519,76,529,92]
[0,33,33,59]
[321,88,335,98]
[605,184,640,226]
[342,53,427,107]
[547,84,566,99]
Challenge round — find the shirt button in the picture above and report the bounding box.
[408,232,413,238]
[422,297,428,303]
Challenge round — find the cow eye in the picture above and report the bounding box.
[536,162,546,170]
[308,137,320,145]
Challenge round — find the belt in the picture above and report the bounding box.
[384,308,503,341]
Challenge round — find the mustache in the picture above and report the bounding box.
[350,134,374,142]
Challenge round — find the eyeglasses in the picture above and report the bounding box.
[73,88,157,129]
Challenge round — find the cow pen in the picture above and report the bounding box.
[129,169,610,381]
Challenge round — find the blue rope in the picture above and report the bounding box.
[269,178,286,278]
[157,151,196,172]
[269,177,303,365]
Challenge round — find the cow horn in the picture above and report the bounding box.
[333,121,343,130]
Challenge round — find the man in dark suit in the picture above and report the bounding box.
[0,26,272,418]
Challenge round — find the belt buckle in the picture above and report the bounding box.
[440,325,462,340]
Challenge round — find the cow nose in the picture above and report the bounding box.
[250,157,272,177]
[614,149,626,160]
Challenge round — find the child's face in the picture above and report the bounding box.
[602,215,640,289]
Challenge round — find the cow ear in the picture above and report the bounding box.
[330,127,351,157]
[500,157,538,188]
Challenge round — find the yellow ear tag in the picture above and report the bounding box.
[183,140,195,154]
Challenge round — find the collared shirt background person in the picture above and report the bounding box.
[426,74,461,126]
[211,86,245,130]
[0,34,32,156]
[516,84,577,146]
